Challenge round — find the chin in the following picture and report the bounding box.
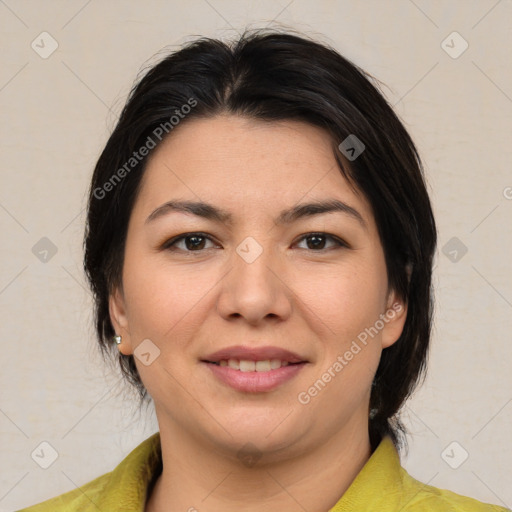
[214,429,304,467]
[214,411,306,453]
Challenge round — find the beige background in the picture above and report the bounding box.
[1,0,511,510]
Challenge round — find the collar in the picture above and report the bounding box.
[329,436,404,510]
[97,432,162,510]
[100,432,402,511]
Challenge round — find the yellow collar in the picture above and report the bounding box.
[92,432,505,511]
[98,432,401,510]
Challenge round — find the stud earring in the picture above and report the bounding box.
[113,335,122,345]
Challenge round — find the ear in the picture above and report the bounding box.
[109,286,134,356]
[380,288,408,349]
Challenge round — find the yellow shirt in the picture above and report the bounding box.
[17,432,509,511]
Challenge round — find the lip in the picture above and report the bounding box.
[203,345,306,364]
[201,345,308,393]
[203,361,307,392]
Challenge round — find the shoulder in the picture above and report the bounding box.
[335,437,509,512]
[16,432,161,512]
[398,467,509,511]
[15,471,112,511]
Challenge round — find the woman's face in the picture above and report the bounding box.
[110,115,407,461]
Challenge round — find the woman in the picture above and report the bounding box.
[18,30,508,511]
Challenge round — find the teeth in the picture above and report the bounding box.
[270,359,281,369]
[215,359,293,372]
[228,359,240,370]
[255,360,270,372]
[239,360,256,372]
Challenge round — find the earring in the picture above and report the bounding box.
[113,334,122,345]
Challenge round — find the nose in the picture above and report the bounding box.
[216,237,293,326]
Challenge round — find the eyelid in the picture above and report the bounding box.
[160,231,219,251]
[161,231,349,252]
[294,232,349,250]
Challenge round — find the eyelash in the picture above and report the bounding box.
[161,232,348,253]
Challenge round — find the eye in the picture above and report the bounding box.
[162,231,348,253]
[162,232,218,252]
[294,232,347,251]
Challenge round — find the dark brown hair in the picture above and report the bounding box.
[83,29,437,451]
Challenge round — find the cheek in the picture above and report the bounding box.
[122,252,218,342]
[294,260,388,341]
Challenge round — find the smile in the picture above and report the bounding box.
[201,345,308,392]
[210,359,295,372]
[202,359,307,392]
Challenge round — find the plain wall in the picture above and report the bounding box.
[1,1,511,510]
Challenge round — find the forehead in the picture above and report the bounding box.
[134,115,372,226]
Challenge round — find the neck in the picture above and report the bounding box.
[146,412,372,512]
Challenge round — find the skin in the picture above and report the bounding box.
[109,115,407,512]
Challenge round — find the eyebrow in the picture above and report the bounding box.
[145,199,366,229]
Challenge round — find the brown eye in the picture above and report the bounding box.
[295,233,347,251]
[163,233,216,252]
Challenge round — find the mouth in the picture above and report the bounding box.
[205,358,302,372]
[201,345,308,392]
